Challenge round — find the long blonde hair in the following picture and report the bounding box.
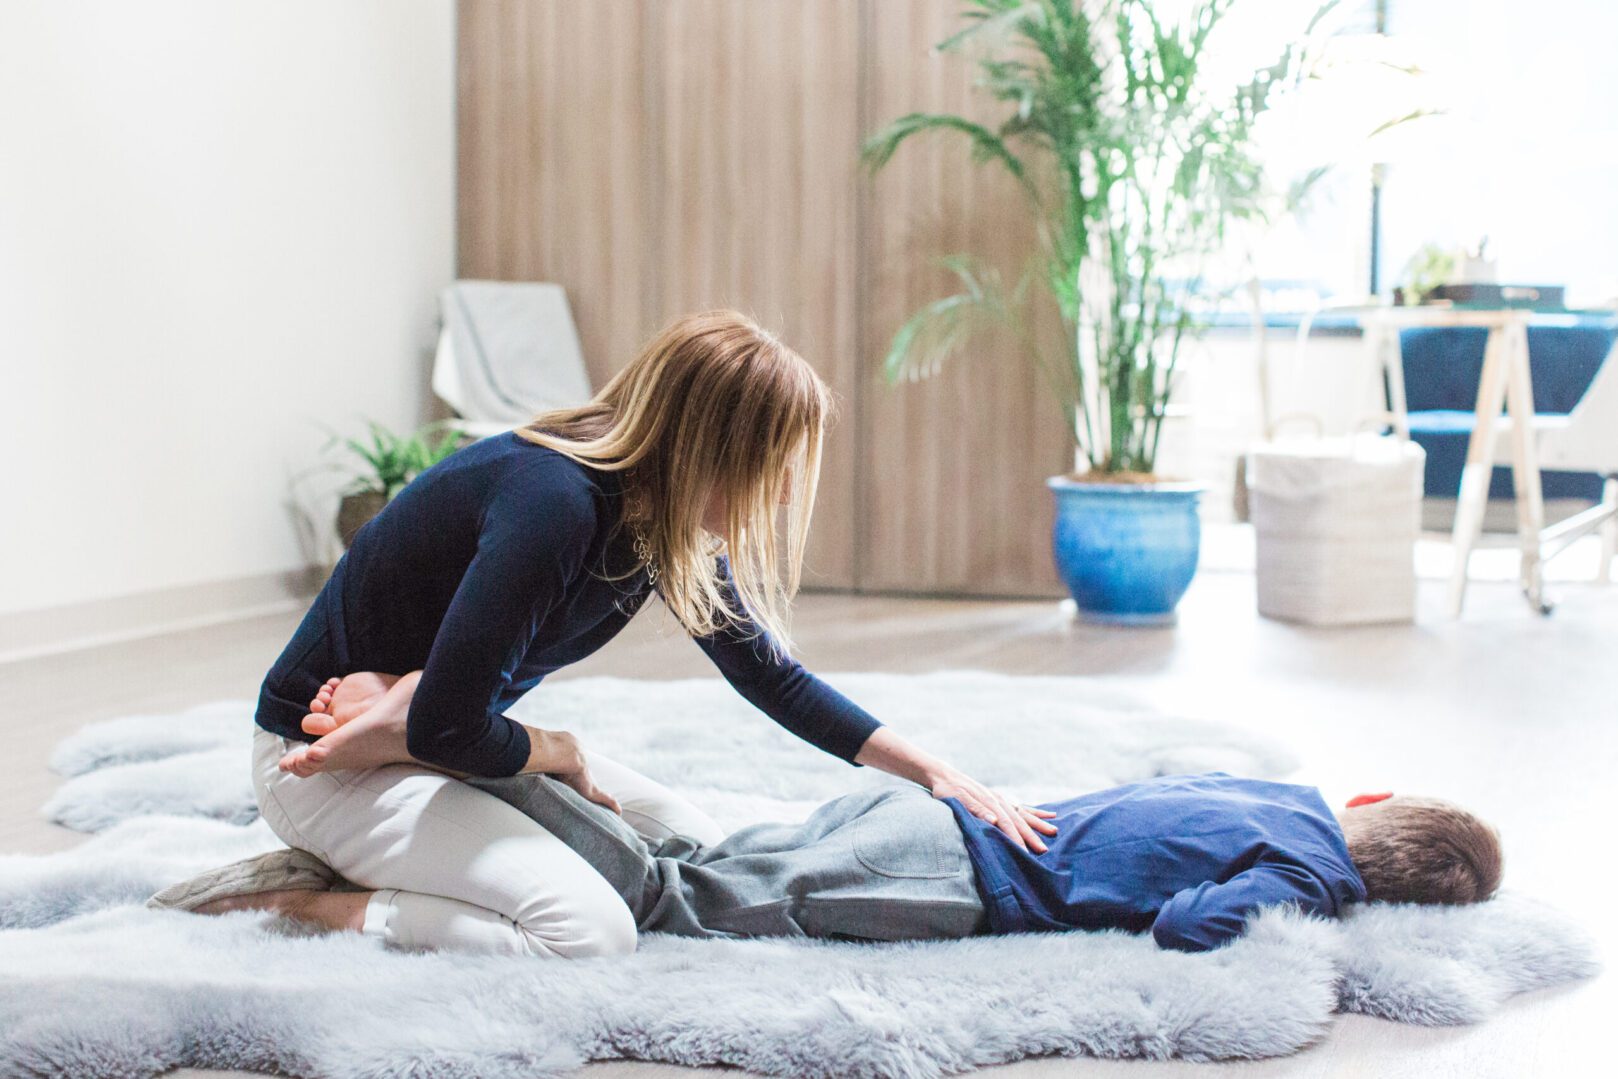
[518,310,829,654]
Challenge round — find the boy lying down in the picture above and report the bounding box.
[152,770,1502,954]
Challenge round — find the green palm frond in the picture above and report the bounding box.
[1368,107,1442,139]
[1303,0,1344,36]
[936,0,1047,54]
[861,113,1035,200]
[864,0,1419,474]
[882,256,1024,384]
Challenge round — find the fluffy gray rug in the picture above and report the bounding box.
[0,672,1599,1078]
[0,897,1594,1078]
[43,672,1299,833]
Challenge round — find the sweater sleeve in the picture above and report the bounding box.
[1151,852,1337,953]
[689,556,883,764]
[404,459,598,776]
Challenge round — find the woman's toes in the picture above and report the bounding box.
[303,713,338,737]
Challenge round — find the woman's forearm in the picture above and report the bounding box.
[396,672,583,777]
[853,727,952,788]
[383,671,574,777]
[309,669,569,779]
[298,669,616,809]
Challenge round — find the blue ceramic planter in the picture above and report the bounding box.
[1046,477,1203,625]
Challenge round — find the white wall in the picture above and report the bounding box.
[0,0,454,616]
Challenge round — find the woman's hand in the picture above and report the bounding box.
[927,767,1058,854]
[853,727,1057,853]
[522,726,622,815]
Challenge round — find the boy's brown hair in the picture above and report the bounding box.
[1341,796,1502,905]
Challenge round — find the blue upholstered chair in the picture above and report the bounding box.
[1399,316,1618,585]
[1399,318,1617,502]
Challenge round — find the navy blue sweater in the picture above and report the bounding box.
[256,432,884,776]
[947,773,1366,952]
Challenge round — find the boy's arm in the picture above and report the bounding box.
[1151,856,1336,953]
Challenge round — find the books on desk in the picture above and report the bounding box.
[1423,283,1566,310]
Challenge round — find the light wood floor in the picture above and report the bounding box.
[2,569,1610,1078]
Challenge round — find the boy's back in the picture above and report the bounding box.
[947,773,1366,951]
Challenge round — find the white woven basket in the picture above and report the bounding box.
[1247,436,1426,626]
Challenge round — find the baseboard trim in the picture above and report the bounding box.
[0,568,322,665]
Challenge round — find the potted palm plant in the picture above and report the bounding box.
[864,0,1343,623]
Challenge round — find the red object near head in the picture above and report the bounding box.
[1346,792,1393,808]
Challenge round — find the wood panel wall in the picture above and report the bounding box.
[457,0,1070,596]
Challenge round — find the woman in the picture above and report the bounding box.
[224,311,1056,958]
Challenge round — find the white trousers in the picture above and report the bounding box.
[251,726,724,958]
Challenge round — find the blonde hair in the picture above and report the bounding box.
[1342,796,1502,905]
[518,310,830,654]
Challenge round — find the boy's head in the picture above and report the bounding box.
[1337,794,1502,905]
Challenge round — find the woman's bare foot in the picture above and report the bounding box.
[281,671,423,777]
[306,672,401,736]
[195,887,370,933]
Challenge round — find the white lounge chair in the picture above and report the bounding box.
[433,281,593,439]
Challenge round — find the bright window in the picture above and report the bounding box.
[1379,0,1618,307]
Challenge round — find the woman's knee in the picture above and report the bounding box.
[515,894,637,959]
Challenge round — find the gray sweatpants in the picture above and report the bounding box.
[468,774,989,942]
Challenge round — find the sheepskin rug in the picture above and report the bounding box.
[0,672,1599,1078]
[42,672,1299,833]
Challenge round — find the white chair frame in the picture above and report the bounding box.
[1367,308,1617,616]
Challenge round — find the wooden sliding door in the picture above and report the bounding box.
[647,1,862,588]
[857,1,1071,595]
[457,0,1067,596]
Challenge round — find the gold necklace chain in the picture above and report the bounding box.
[630,524,659,585]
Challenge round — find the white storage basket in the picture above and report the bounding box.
[1247,435,1426,625]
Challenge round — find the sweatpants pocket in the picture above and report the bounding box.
[851,791,969,880]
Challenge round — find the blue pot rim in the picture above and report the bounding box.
[1046,476,1204,497]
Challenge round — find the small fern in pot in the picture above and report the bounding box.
[864,0,1342,622]
[334,421,465,546]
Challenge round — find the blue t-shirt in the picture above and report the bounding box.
[947,773,1366,952]
[257,432,883,777]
